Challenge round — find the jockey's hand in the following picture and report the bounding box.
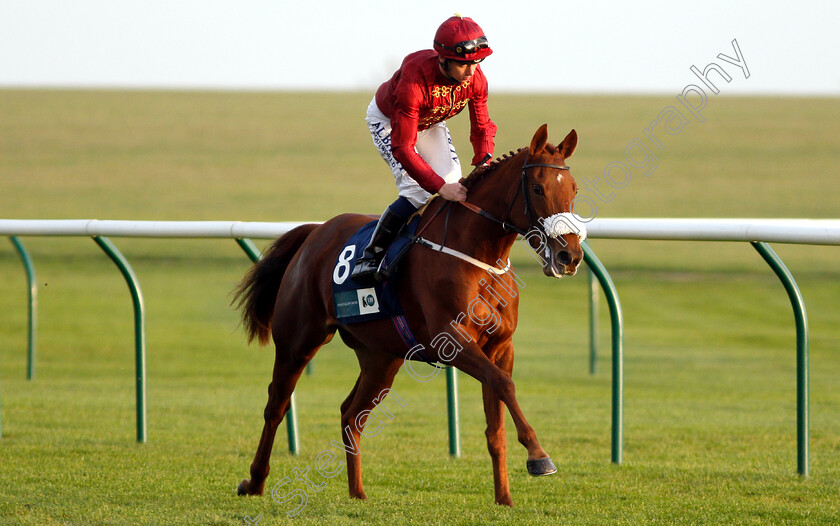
[438,182,468,202]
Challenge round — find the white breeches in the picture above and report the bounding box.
[365,97,462,208]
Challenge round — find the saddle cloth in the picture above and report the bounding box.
[331,216,420,324]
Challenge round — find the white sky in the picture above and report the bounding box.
[1,0,838,95]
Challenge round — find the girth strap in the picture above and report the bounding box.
[392,314,446,368]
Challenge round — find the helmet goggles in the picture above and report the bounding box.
[435,36,489,57]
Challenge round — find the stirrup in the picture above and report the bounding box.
[350,208,407,281]
[351,256,381,281]
[374,255,395,281]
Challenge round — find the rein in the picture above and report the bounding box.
[410,154,573,273]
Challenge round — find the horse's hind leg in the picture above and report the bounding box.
[482,381,513,506]
[338,350,403,500]
[237,326,333,496]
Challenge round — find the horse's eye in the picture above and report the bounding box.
[531,184,545,196]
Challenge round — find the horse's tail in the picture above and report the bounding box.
[232,223,319,346]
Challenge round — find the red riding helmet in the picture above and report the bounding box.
[433,15,493,63]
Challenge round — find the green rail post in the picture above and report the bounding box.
[751,241,809,477]
[10,236,37,380]
[588,265,599,375]
[91,236,147,443]
[446,365,461,457]
[581,241,623,464]
[235,238,301,455]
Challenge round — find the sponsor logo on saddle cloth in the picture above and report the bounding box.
[334,288,380,319]
[331,217,420,324]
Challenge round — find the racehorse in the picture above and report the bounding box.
[233,124,585,507]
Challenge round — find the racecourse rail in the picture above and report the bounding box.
[3,218,840,477]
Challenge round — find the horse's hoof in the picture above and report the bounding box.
[237,479,263,496]
[237,480,249,496]
[495,495,514,507]
[526,457,557,476]
[349,490,368,501]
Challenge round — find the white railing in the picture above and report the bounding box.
[586,218,840,245]
[2,218,839,244]
[0,219,311,239]
[3,218,838,474]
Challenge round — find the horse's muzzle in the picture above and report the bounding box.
[543,240,582,278]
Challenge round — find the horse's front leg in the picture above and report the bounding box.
[453,344,556,476]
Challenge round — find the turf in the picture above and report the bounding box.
[1,89,839,525]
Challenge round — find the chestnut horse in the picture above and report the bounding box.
[234,124,584,506]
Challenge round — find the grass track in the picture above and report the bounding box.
[1,89,839,524]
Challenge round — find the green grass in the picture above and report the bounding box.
[1,89,839,525]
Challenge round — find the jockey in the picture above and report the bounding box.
[351,14,497,281]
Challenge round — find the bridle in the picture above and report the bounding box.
[459,153,571,238]
[408,153,579,274]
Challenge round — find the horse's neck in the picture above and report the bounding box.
[426,165,520,265]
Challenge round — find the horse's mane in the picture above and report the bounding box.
[462,143,560,189]
[462,148,524,189]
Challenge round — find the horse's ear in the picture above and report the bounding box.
[529,124,549,155]
[559,129,578,159]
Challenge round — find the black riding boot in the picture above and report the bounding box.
[350,208,409,282]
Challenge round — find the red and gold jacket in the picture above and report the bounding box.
[375,50,497,193]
